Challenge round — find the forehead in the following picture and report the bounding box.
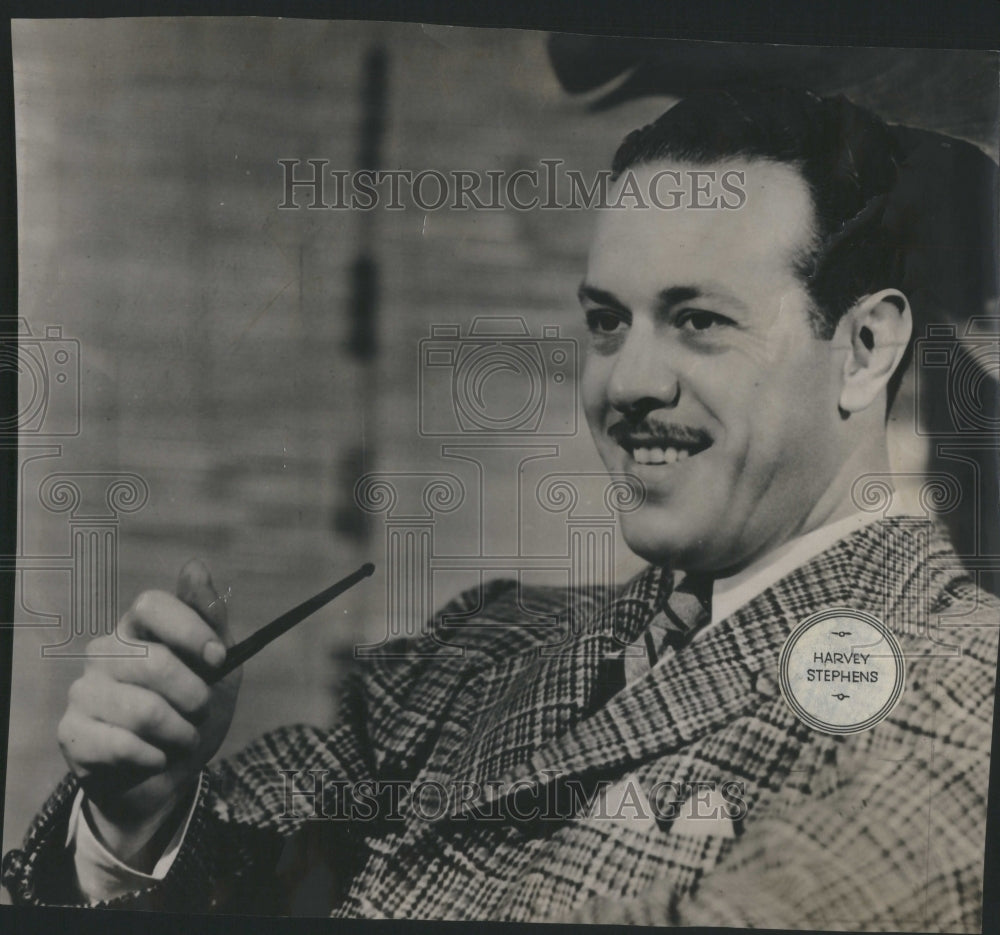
[586,158,816,305]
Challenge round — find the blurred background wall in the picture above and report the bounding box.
[3,18,665,862]
[3,17,997,871]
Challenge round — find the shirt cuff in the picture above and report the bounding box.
[66,786,198,902]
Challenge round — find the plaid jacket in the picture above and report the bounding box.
[4,517,998,930]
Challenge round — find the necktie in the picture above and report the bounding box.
[595,571,713,706]
[624,571,713,681]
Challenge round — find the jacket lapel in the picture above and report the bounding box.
[444,518,939,815]
[440,563,667,792]
[460,586,792,812]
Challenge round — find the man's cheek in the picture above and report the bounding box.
[580,367,607,428]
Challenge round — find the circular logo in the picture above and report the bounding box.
[452,344,545,431]
[778,608,905,735]
[0,343,49,432]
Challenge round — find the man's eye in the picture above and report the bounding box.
[677,309,731,332]
[585,309,627,333]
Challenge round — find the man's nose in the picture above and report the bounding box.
[606,329,680,414]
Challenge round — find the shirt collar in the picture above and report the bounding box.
[705,511,888,632]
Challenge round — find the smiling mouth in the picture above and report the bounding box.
[610,425,713,466]
[629,445,692,465]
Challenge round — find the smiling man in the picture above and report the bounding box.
[580,154,910,574]
[4,88,999,932]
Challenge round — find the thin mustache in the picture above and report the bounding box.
[607,420,712,447]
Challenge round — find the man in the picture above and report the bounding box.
[4,87,998,930]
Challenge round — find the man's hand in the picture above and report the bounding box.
[57,559,241,868]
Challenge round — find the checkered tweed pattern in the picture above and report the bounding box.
[628,572,713,679]
[4,518,998,931]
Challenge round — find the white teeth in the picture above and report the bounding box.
[630,444,698,465]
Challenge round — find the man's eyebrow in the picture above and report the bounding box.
[656,284,749,314]
[655,286,701,310]
[578,282,749,315]
[577,283,629,313]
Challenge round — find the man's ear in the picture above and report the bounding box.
[837,289,912,414]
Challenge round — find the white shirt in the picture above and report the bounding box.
[67,784,198,901]
[706,510,885,633]
[68,510,891,901]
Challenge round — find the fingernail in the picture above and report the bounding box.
[203,640,226,667]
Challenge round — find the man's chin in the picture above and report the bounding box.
[617,508,712,569]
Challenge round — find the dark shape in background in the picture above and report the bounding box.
[547,34,999,148]
[335,44,387,544]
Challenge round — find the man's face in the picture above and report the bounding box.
[581,158,852,573]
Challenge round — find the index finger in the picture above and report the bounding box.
[123,590,226,670]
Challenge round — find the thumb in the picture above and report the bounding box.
[176,558,232,645]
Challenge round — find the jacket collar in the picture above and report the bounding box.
[444,517,948,814]
[440,517,954,806]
